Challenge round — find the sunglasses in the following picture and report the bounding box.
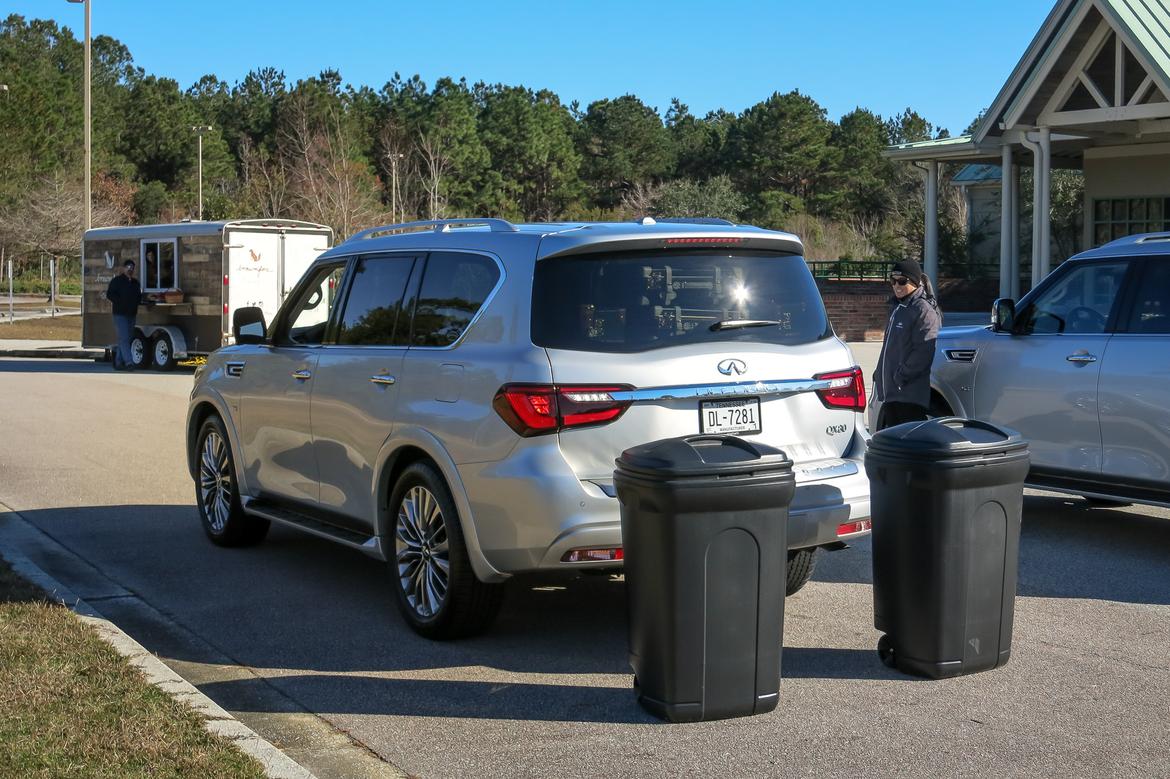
[889,276,911,285]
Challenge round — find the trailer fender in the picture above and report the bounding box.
[138,324,189,358]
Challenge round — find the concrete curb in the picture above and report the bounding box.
[0,542,317,779]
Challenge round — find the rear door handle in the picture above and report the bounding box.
[1066,354,1097,364]
[370,374,396,386]
[292,369,312,381]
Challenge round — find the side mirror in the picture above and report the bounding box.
[233,306,267,344]
[992,298,1016,333]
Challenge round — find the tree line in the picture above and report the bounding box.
[0,13,977,274]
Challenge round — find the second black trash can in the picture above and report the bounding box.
[614,435,795,723]
[866,417,1030,679]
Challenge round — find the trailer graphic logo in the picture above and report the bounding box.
[249,249,262,263]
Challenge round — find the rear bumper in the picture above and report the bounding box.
[458,447,871,575]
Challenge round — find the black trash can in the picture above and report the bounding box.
[614,435,795,722]
[865,417,1030,679]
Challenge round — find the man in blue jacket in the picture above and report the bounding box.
[106,259,145,370]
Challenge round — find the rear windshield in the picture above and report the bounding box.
[532,250,832,353]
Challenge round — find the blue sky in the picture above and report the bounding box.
[7,0,1054,135]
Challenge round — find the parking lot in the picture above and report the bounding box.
[1,356,1168,777]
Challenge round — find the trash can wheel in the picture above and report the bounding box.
[877,634,896,668]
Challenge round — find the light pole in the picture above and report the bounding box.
[192,125,213,220]
[66,0,91,231]
[387,152,404,224]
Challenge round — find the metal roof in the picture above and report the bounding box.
[951,164,1004,184]
[84,219,332,241]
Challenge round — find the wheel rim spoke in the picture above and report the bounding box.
[199,432,233,533]
[395,483,450,619]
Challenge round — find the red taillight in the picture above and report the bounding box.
[223,274,229,286]
[664,237,745,246]
[493,384,633,437]
[813,367,866,411]
[223,303,229,314]
[837,519,873,537]
[562,547,624,563]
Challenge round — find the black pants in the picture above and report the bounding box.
[877,401,928,431]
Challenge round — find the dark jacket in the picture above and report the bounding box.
[873,286,941,408]
[106,273,144,318]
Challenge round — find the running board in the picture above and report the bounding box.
[243,499,387,560]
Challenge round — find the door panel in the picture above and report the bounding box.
[973,260,1129,475]
[973,332,1108,473]
[238,348,319,503]
[309,255,417,524]
[1100,259,1170,483]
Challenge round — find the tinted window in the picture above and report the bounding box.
[412,253,500,346]
[1017,261,1128,335]
[531,251,831,353]
[1122,259,1170,334]
[337,256,416,346]
[285,263,346,345]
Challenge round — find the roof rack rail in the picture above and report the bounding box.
[649,217,736,226]
[345,218,519,243]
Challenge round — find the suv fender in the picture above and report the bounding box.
[931,382,966,418]
[375,425,509,584]
[186,387,255,498]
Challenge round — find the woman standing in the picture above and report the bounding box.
[873,260,942,430]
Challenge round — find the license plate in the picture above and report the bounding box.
[699,398,762,435]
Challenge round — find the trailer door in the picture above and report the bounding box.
[279,230,333,301]
[225,230,283,328]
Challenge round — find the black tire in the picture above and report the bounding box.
[129,330,150,369]
[194,416,269,547]
[877,634,896,668]
[786,548,817,596]
[151,332,176,371]
[1083,496,1132,508]
[388,462,504,639]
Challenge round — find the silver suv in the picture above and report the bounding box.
[929,233,1170,507]
[186,218,872,638]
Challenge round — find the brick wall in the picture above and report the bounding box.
[816,280,890,342]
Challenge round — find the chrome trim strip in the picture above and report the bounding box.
[609,378,831,402]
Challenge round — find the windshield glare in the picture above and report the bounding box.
[532,250,831,353]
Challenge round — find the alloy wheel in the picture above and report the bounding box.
[199,431,232,533]
[395,485,450,618]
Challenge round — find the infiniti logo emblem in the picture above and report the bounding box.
[718,358,747,376]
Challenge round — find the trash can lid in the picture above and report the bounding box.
[868,417,1027,460]
[615,435,793,480]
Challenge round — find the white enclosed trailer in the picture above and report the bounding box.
[82,219,332,368]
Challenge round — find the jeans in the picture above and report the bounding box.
[112,314,136,368]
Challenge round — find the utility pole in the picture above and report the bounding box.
[66,0,92,231]
[192,125,213,220]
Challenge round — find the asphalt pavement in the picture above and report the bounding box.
[0,356,1167,778]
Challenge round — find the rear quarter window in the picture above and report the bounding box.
[531,250,831,353]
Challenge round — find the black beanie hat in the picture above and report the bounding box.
[892,259,924,283]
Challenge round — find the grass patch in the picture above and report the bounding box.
[0,557,266,778]
[0,316,82,341]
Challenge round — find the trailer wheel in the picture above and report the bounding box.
[151,332,176,371]
[129,331,149,369]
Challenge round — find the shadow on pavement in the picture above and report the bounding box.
[814,494,1170,606]
[4,493,1164,724]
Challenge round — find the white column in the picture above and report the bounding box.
[999,145,1013,299]
[1038,126,1052,279]
[1010,162,1021,299]
[1022,134,1042,290]
[924,159,939,281]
